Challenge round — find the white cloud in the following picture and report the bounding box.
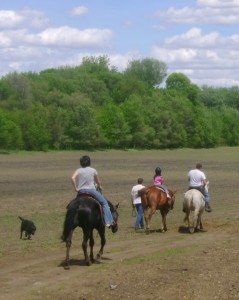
[165,28,221,48]
[109,51,142,70]
[70,6,89,16]
[0,9,49,30]
[154,4,239,25]
[0,10,23,29]
[151,27,239,86]
[1,3,239,87]
[197,0,239,8]
[21,9,49,28]
[123,20,134,28]
[0,32,12,47]
[31,26,113,48]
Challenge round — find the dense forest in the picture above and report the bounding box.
[0,56,239,151]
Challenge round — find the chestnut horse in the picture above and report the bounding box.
[138,186,176,232]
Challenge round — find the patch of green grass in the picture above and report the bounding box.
[121,245,198,266]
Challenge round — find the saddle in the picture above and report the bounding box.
[188,186,204,196]
[155,186,171,199]
[155,186,166,193]
[67,192,104,224]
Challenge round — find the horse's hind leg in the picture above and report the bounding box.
[160,211,168,232]
[89,230,95,263]
[96,227,106,260]
[64,231,73,269]
[144,207,156,232]
[82,230,91,266]
[196,212,204,231]
[143,209,149,231]
[189,210,199,233]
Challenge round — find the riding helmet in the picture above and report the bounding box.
[155,166,161,175]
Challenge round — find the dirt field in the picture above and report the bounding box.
[0,149,239,300]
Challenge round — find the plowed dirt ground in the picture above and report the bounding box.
[0,149,238,300]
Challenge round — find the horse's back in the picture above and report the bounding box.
[184,189,205,210]
[67,195,102,229]
[141,186,167,209]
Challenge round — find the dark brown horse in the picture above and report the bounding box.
[62,194,119,268]
[138,186,176,232]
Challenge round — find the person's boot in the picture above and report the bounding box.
[205,203,212,212]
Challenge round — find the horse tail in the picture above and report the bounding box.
[137,187,150,208]
[137,187,147,197]
[61,199,79,242]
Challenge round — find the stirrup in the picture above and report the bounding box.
[205,205,212,212]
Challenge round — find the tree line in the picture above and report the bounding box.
[0,56,239,151]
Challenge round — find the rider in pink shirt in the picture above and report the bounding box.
[154,175,163,185]
[153,167,170,199]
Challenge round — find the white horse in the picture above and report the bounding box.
[183,181,209,233]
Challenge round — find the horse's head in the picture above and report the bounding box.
[110,203,119,233]
[168,190,177,210]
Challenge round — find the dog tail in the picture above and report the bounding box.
[18,216,24,221]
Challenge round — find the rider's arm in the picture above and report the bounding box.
[71,171,78,192]
[94,174,102,191]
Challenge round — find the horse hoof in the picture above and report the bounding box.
[86,261,91,266]
[63,264,70,270]
[189,227,195,234]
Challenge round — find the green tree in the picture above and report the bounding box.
[124,58,167,88]
[98,103,131,148]
[64,102,102,149]
[80,55,111,74]
[166,73,199,102]
[120,95,156,148]
[17,104,51,150]
[198,86,225,108]
[220,107,239,146]
[112,76,149,104]
[2,72,32,109]
[0,110,23,149]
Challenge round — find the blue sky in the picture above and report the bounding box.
[1,0,239,87]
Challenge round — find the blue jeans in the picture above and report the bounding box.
[79,189,114,225]
[203,187,210,204]
[155,184,169,195]
[134,204,144,229]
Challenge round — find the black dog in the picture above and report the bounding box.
[18,216,36,240]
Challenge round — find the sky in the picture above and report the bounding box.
[1,0,239,87]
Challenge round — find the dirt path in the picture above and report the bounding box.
[1,221,238,300]
[1,150,239,300]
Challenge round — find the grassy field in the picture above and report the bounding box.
[0,147,239,300]
[0,147,238,257]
